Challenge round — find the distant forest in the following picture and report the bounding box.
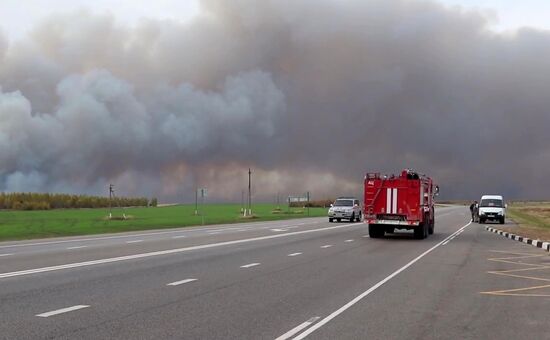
[0,192,157,210]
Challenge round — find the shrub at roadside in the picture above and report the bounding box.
[0,192,152,211]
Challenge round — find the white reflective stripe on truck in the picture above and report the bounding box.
[386,188,392,213]
[392,188,398,214]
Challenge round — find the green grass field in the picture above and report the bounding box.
[503,202,550,241]
[0,204,327,241]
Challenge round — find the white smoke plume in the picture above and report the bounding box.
[1,1,550,201]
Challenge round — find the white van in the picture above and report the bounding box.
[478,195,505,224]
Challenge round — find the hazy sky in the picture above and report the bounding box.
[1,0,549,40]
[1,0,550,201]
[0,0,200,40]
[439,0,550,31]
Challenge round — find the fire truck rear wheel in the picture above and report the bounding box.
[424,223,429,238]
[414,223,427,239]
[428,221,434,235]
[369,224,384,238]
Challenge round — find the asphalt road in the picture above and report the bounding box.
[1,206,549,339]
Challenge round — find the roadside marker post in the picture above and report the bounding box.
[198,188,207,225]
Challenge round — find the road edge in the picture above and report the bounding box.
[485,226,550,252]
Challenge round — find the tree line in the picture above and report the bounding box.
[0,192,158,210]
[289,199,334,208]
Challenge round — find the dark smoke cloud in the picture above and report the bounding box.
[1,1,550,201]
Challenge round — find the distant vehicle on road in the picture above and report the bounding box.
[328,197,362,222]
[477,195,505,224]
[364,169,438,239]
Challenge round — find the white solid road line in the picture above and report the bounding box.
[0,230,198,250]
[293,221,472,340]
[0,223,358,280]
[0,218,326,250]
[67,246,87,250]
[0,253,13,257]
[167,278,197,286]
[288,252,302,257]
[171,235,187,239]
[275,316,320,340]
[207,227,240,233]
[362,235,370,238]
[321,245,333,248]
[126,240,143,244]
[36,305,90,318]
[212,228,247,233]
[240,263,261,268]
[345,239,354,242]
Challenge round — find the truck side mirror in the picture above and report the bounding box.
[434,185,440,196]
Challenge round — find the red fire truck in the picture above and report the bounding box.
[364,169,438,239]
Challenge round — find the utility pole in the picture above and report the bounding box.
[307,191,310,217]
[201,188,205,225]
[195,185,198,216]
[109,184,113,219]
[241,190,245,215]
[248,168,252,216]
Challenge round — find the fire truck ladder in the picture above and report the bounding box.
[366,177,386,215]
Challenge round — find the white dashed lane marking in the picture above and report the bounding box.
[167,279,197,286]
[240,263,261,268]
[0,223,357,280]
[36,305,90,318]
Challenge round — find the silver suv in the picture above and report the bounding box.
[328,197,362,222]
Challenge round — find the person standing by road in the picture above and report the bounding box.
[469,200,478,222]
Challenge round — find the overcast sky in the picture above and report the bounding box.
[1,0,549,40]
[0,0,200,40]
[1,0,550,201]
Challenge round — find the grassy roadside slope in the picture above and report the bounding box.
[504,202,550,241]
[0,204,327,241]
